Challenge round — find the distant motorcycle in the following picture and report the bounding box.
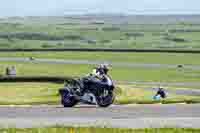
[59,75,115,107]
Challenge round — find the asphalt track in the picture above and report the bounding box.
[0,104,200,128]
[1,57,200,70]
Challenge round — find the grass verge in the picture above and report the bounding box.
[114,85,200,105]
[0,127,200,133]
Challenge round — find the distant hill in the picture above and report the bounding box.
[63,14,200,24]
[1,14,200,24]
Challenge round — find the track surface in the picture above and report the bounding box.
[1,57,200,70]
[0,104,200,128]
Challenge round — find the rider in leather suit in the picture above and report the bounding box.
[154,87,167,99]
[79,64,110,95]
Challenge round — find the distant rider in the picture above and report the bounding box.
[153,87,167,100]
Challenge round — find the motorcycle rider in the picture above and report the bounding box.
[90,64,109,78]
[78,64,111,96]
[60,64,115,107]
[153,87,167,100]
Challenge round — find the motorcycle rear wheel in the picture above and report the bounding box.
[60,89,78,107]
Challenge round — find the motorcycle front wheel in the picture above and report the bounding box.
[96,91,115,107]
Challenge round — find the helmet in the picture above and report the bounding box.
[99,63,110,74]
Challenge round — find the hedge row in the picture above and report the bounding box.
[0,76,76,83]
[0,32,83,41]
[169,29,200,33]
[0,33,64,41]
[0,48,200,53]
[163,36,188,42]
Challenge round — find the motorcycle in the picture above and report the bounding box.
[59,75,115,107]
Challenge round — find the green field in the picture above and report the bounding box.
[0,61,200,83]
[1,127,200,133]
[1,51,200,83]
[0,18,200,49]
[0,82,61,105]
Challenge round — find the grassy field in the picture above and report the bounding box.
[1,127,200,133]
[1,51,200,86]
[115,85,200,104]
[0,82,61,105]
[0,61,200,83]
[0,18,200,49]
[0,82,198,105]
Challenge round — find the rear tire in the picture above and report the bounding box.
[60,89,78,107]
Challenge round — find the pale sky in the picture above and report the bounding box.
[0,0,200,17]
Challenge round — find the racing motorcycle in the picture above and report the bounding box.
[59,75,115,107]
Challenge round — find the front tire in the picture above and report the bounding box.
[96,91,115,107]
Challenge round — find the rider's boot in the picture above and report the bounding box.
[76,79,85,96]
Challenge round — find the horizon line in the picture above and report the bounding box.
[1,13,200,19]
